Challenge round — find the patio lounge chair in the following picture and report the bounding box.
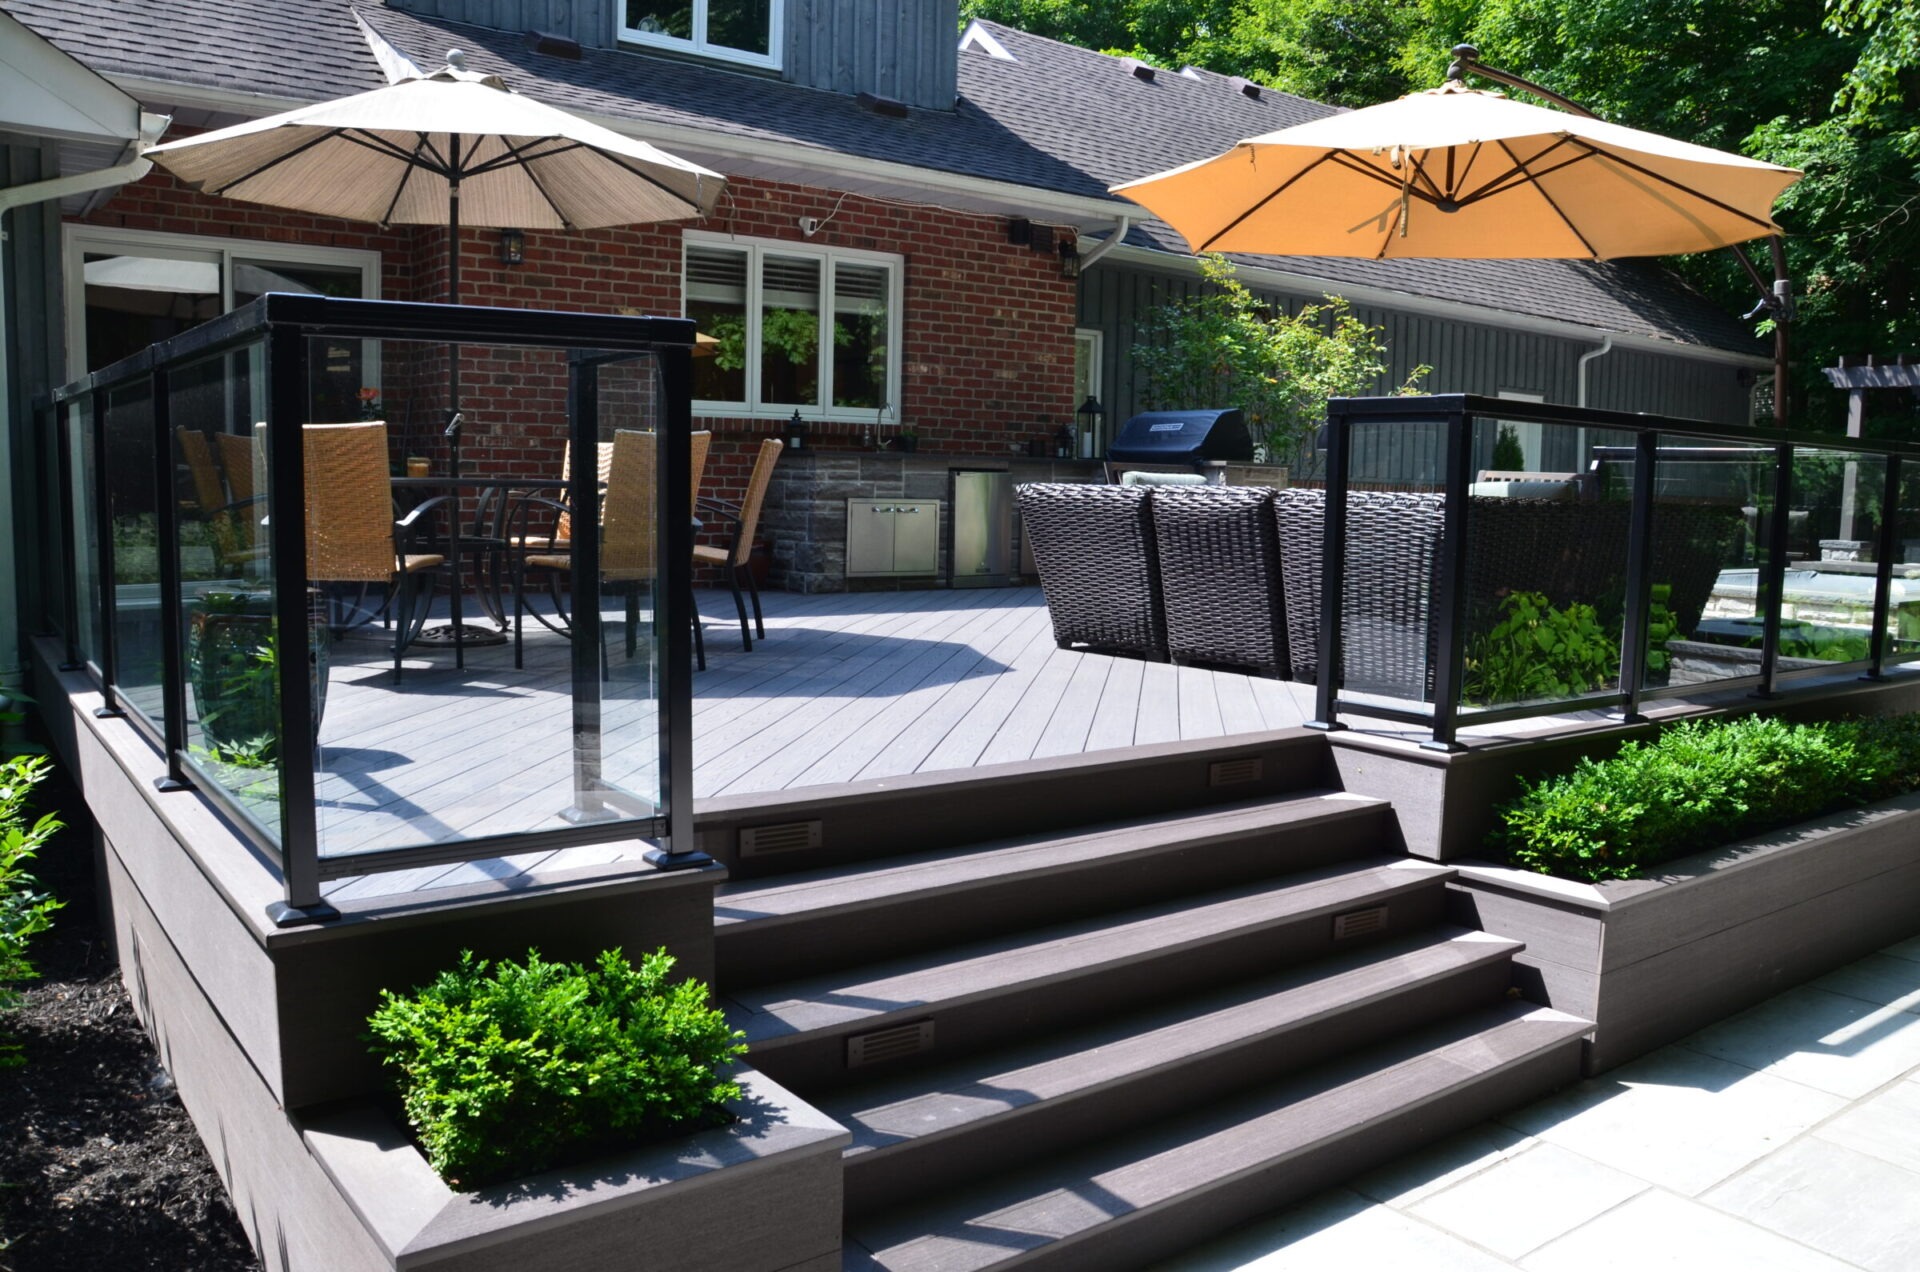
[1151,485,1289,675]
[695,437,783,653]
[302,422,448,684]
[1016,483,1168,659]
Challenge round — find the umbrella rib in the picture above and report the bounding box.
[1495,139,1600,258]
[1194,149,1343,252]
[1565,138,1782,233]
[463,139,587,179]
[1460,151,1597,205]
[593,150,709,216]
[490,138,578,230]
[204,127,348,196]
[376,134,436,227]
[340,129,450,174]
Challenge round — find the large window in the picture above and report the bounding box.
[621,0,782,70]
[684,233,901,421]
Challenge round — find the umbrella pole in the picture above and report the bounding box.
[444,162,468,665]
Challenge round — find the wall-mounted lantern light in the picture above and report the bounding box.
[498,228,526,266]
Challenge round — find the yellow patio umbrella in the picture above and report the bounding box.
[1112,79,1800,261]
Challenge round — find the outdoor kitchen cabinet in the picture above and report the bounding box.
[847,498,940,577]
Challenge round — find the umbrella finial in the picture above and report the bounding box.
[1446,44,1480,83]
[446,49,467,71]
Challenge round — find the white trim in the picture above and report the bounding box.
[0,9,143,145]
[682,228,902,422]
[1093,241,1772,368]
[62,224,382,378]
[617,0,783,72]
[959,21,1016,61]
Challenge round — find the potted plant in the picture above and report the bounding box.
[894,427,918,453]
[187,587,330,759]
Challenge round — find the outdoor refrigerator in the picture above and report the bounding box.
[949,468,1013,587]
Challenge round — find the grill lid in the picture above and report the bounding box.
[1107,409,1254,463]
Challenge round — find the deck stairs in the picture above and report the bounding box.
[710,740,1591,1271]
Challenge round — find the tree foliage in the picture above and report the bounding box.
[1133,255,1425,459]
[963,0,1920,432]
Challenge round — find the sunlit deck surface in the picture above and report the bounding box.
[302,584,1711,902]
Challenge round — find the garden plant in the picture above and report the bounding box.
[366,946,746,1188]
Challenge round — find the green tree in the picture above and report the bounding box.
[1133,255,1426,459]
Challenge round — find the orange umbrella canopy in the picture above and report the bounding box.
[1113,81,1800,261]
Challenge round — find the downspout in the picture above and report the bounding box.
[1575,334,1615,476]
[1075,216,1133,271]
[0,112,169,733]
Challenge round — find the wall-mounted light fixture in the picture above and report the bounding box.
[1059,239,1081,279]
[498,228,526,266]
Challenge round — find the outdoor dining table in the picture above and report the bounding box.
[390,474,568,666]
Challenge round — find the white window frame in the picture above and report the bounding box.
[1073,328,1104,455]
[683,229,903,424]
[62,224,382,380]
[618,0,783,71]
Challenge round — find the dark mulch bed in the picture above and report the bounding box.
[0,768,258,1272]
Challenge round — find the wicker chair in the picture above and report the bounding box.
[694,437,783,653]
[1017,483,1167,659]
[302,422,447,683]
[1273,488,1445,694]
[514,429,712,670]
[1151,486,1289,675]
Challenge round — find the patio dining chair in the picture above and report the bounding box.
[695,437,783,653]
[303,421,449,683]
[512,429,712,671]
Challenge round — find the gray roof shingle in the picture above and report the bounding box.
[3,0,1761,353]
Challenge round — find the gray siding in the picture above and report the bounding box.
[1078,259,1754,483]
[2,137,68,644]
[388,0,961,105]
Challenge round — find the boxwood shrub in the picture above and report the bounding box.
[366,946,746,1189]
[1495,713,1920,882]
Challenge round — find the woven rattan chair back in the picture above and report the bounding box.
[601,430,658,581]
[303,422,398,583]
[555,440,616,543]
[177,428,225,512]
[727,438,784,567]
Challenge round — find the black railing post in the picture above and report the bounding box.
[646,344,708,870]
[1868,453,1901,679]
[1618,431,1659,721]
[1306,402,1351,733]
[262,326,335,927]
[151,366,190,790]
[561,355,611,825]
[54,404,83,672]
[1755,442,1795,698]
[92,390,123,719]
[1424,407,1473,751]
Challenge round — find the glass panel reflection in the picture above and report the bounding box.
[104,383,164,725]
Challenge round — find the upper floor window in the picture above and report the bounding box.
[684,231,901,422]
[621,0,782,70]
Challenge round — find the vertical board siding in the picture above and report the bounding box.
[1081,260,1754,483]
[3,140,69,633]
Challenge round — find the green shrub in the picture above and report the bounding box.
[1497,714,1920,881]
[366,947,746,1189]
[1490,423,1526,472]
[0,756,64,1032]
[1463,591,1618,705]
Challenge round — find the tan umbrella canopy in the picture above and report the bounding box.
[1112,80,1800,261]
[146,52,722,272]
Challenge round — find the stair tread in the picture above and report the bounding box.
[820,927,1522,1159]
[715,790,1385,929]
[724,859,1454,1045]
[844,1003,1592,1272]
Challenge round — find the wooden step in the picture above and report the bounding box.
[715,791,1392,987]
[843,1003,1592,1272]
[726,859,1454,1092]
[822,927,1523,1215]
[697,729,1340,878]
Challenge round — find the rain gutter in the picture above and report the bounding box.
[1075,216,1133,271]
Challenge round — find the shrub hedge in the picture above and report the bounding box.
[366,947,746,1189]
[1496,714,1920,882]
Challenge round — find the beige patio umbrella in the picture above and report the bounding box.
[1112,79,1799,261]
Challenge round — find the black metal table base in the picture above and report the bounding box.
[414,623,509,648]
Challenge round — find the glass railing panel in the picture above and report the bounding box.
[103,381,164,726]
[1454,416,1627,717]
[170,342,286,841]
[1331,416,1446,705]
[1886,461,1920,668]
[66,398,102,669]
[304,339,668,862]
[1636,436,1779,692]
[1768,448,1887,672]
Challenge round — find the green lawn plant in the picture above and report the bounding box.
[0,755,64,1061]
[1463,591,1618,705]
[1497,713,1920,882]
[366,947,746,1189]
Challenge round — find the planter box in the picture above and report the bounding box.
[1447,791,1920,1074]
[302,1068,847,1272]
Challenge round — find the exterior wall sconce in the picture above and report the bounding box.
[1059,239,1081,278]
[498,228,526,266]
[1077,394,1104,457]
